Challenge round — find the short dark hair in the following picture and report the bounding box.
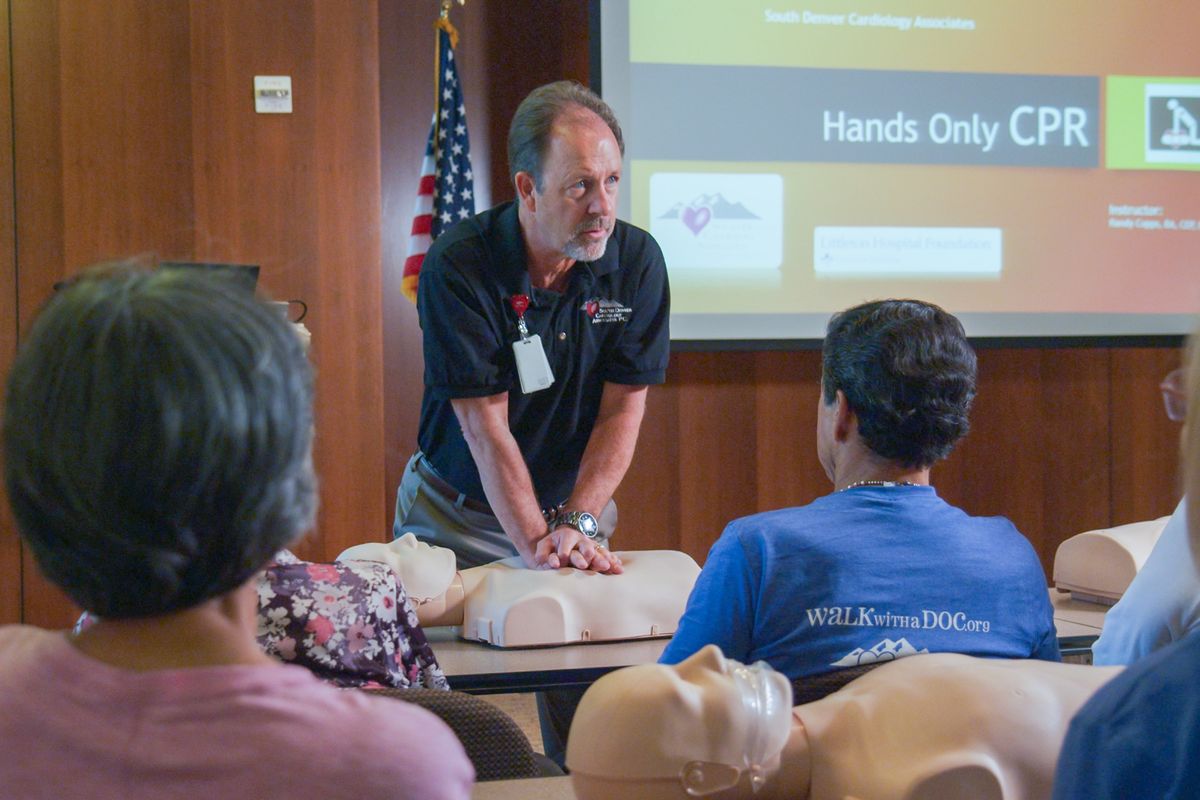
[821,299,976,468]
[3,263,317,618]
[507,80,625,189]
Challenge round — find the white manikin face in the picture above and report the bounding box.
[568,645,794,798]
[337,533,457,603]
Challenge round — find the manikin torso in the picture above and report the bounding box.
[338,534,700,646]
[790,653,1120,800]
[566,647,1121,800]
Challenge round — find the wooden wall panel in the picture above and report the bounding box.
[12,0,195,629]
[9,0,65,628]
[5,0,384,625]
[483,0,590,205]
[612,366,681,552]
[1036,349,1113,558]
[309,3,386,557]
[59,1,194,267]
[891,349,1112,579]
[189,0,385,562]
[673,352,759,562]
[0,0,21,626]
[752,350,826,512]
[11,0,64,318]
[1110,348,1186,523]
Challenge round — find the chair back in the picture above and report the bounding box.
[365,688,560,781]
[791,662,883,706]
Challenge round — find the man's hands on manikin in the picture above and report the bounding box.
[529,526,624,574]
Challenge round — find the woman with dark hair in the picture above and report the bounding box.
[0,265,473,798]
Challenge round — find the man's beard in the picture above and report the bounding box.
[564,218,613,262]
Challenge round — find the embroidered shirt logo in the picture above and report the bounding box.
[581,297,632,324]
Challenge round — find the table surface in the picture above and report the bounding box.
[1050,587,1109,636]
[427,626,668,693]
[430,588,1111,693]
[472,777,574,800]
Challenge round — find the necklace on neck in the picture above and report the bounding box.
[838,479,924,492]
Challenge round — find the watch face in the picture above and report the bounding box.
[562,511,599,538]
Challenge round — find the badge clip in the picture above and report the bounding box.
[509,294,554,394]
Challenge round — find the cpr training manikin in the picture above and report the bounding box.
[338,533,700,647]
[566,645,1120,800]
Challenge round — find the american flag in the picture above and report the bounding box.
[402,18,475,303]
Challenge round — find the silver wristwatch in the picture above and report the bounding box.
[553,510,599,539]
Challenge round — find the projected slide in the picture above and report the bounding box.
[600,1,1200,339]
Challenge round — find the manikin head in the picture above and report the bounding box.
[567,645,793,800]
[338,533,458,604]
[817,299,976,482]
[509,81,625,264]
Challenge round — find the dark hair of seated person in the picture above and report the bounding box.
[821,298,977,468]
[3,263,316,619]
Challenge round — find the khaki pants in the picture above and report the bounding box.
[392,451,616,569]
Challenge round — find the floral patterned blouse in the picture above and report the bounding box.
[74,552,448,691]
[256,551,449,690]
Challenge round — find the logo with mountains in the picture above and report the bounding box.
[831,637,929,667]
[658,193,761,236]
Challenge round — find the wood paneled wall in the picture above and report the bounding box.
[0,0,1186,628]
[2,0,385,627]
[0,0,20,625]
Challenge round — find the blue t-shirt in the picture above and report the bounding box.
[1054,629,1200,799]
[660,485,1060,679]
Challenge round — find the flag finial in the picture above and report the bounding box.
[440,0,465,20]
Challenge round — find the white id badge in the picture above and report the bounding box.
[513,335,555,394]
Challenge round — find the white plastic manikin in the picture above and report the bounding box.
[566,645,1122,800]
[337,534,701,647]
[1053,515,1171,603]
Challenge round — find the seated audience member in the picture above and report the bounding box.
[1053,347,1200,799]
[661,299,1059,680]
[567,645,1119,800]
[1092,368,1195,665]
[1091,498,1196,665]
[0,266,473,799]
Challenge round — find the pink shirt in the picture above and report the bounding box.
[0,625,474,799]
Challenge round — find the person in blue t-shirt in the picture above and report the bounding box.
[661,299,1059,680]
[1053,342,1200,800]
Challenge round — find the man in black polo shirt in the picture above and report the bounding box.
[393,80,670,575]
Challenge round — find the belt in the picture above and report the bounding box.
[413,456,494,514]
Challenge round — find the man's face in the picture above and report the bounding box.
[525,109,621,262]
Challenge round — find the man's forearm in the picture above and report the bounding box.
[451,395,549,562]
